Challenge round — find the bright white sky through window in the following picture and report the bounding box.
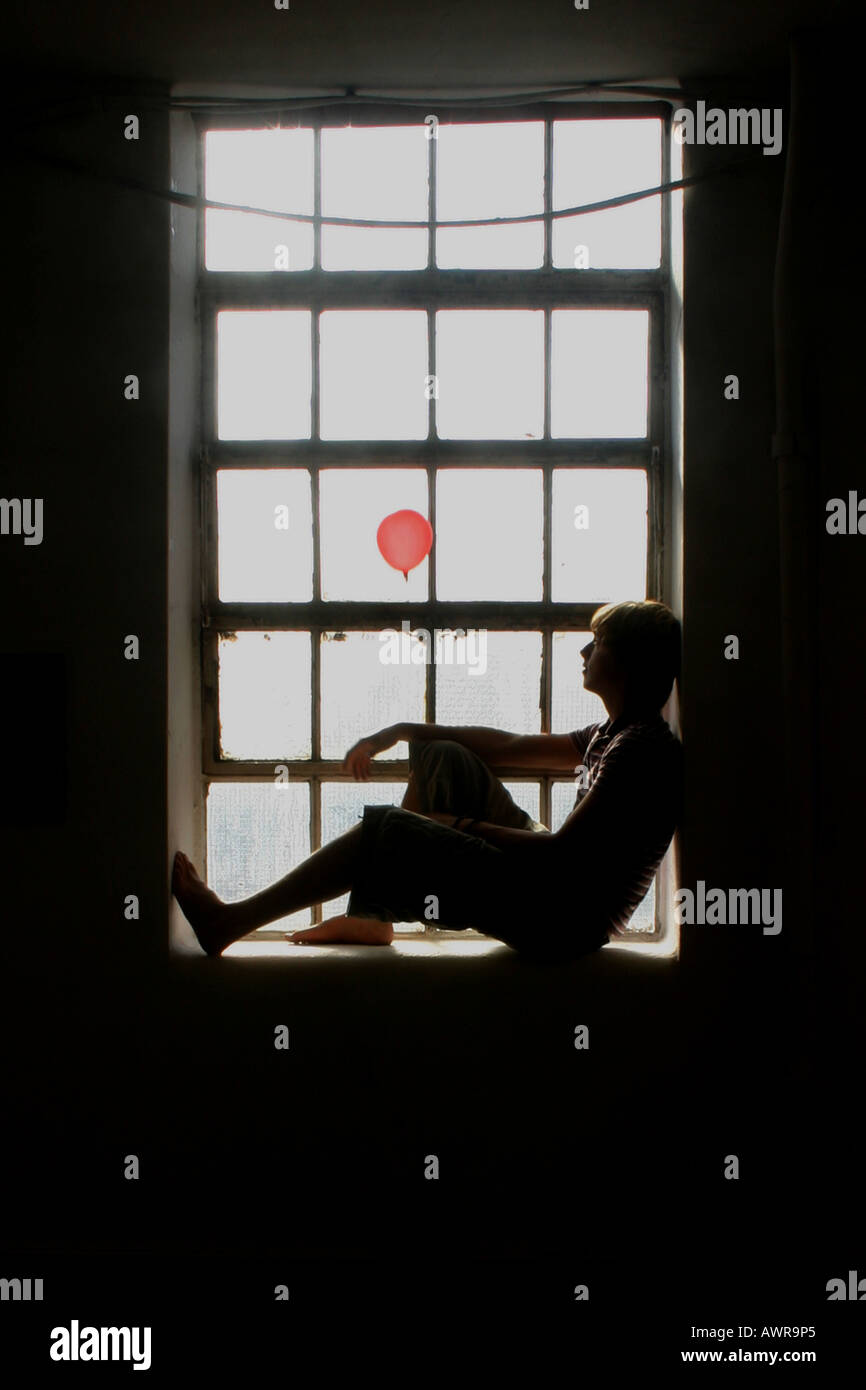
[209,117,657,442]
[436,122,544,268]
[205,128,315,270]
[204,118,660,271]
[321,126,428,270]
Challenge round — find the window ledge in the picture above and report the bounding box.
[169,933,675,966]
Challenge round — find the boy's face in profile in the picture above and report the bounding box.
[580,634,626,700]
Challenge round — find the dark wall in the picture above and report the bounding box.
[1,31,861,1350]
[680,82,787,925]
[2,83,170,1175]
[812,52,865,1057]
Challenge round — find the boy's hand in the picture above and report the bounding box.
[344,728,397,780]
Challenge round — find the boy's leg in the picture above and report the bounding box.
[172,820,379,956]
[174,739,542,955]
[405,739,539,829]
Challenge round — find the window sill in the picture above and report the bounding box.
[169,931,675,964]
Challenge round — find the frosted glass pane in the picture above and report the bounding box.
[436,631,542,733]
[320,631,426,760]
[217,311,312,440]
[436,470,543,600]
[626,882,656,931]
[320,781,419,924]
[319,469,428,601]
[502,782,541,825]
[218,632,311,759]
[217,470,313,602]
[205,128,314,272]
[551,781,580,832]
[552,119,661,269]
[552,777,580,835]
[436,122,544,268]
[551,631,608,735]
[207,781,312,928]
[321,127,428,270]
[319,311,428,440]
[551,310,648,438]
[552,469,647,603]
[435,311,544,439]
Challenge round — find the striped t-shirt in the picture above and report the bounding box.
[567,712,683,938]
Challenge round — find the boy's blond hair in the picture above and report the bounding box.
[591,600,681,710]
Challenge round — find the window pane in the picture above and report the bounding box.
[218,632,312,759]
[552,119,661,269]
[551,310,648,438]
[217,470,313,602]
[319,310,428,440]
[320,631,426,761]
[205,128,314,272]
[321,127,428,270]
[551,631,608,735]
[551,781,579,832]
[627,883,656,931]
[436,122,544,268]
[217,311,312,440]
[320,781,419,924]
[435,311,544,439]
[436,631,542,733]
[436,470,543,600]
[502,782,541,825]
[207,781,312,928]
[319,469,428,601]
[552,469,647,603]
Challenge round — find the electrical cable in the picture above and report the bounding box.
[11,141,752,230]
[165,82,688,113]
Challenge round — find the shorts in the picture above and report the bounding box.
[347,803,524,931]
[347,804,608,961]
[405,737,544,832]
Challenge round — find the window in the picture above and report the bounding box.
[196,102,674,940]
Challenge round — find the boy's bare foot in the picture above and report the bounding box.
[286,914,394,946]
[172,851,235,957]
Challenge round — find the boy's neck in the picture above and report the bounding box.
[603,693,661,727]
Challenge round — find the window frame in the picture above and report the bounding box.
[195,99,675,939]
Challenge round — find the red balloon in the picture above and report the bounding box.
[376,510,433,580]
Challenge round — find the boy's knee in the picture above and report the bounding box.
[409,738,467,768]
[409,738,462,754]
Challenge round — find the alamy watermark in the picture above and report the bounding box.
[673,102,783,157]
[0,497,43,545]
[379,620,487,676]
[826,491,866,533]
[49,1320,152,1371]
[1,1276,43,1300]
[826,1269,866,1300]
[675,881,782,934]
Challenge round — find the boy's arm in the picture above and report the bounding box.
[346,723,581,775]
[424,754,618,849]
